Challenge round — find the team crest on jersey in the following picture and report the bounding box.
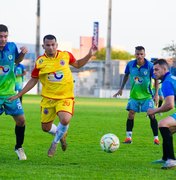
[8,55,13,60]
[48,71,64,82]
[38,59,43,64]
[0,65,10,75]
[143,70,148,75]
[43,108,49,114]
[60,60,65,66]
[134,76,143,84]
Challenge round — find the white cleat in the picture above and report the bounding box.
[15,148,27,160]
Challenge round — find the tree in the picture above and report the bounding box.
[94,48,134,60]
[162,41,176,58]
[163,41,176,76]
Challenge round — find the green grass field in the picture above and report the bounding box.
[0,95,176,179]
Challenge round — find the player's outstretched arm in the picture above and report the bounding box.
[8,78,38,101]
[71,45,97,69]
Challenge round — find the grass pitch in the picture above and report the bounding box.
[0,95,175,179]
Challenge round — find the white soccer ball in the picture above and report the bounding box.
[100,133,120,153]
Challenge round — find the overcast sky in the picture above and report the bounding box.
[0,0,176,59]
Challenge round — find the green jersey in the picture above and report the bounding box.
[125,59,153,100]
[0,42,19,96]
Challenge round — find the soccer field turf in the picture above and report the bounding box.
[0,95,175,179]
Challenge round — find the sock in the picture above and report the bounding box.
[126,119,134,131]
[149,116,158,136]
[53,123,68,143]
[126,131,132,138]
[15,125,25,150]
[159,127,175,160]
[158,100,163,108]
[154,136,159,140]
[126,119,134,138]
[48,124,57,135]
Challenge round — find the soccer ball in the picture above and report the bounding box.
[100,133,120,153]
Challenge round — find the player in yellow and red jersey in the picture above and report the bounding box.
[9,34,97,157]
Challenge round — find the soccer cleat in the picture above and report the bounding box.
[154,138,160,145]
[60,132,68,151]
[48,142,58,157]
[123,137,132,144]
[161,159,176,169]
[15,148,27,160]
[152,159,165,164]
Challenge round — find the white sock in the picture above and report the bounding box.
[154,136,159,140]
[126,131,132,138]
[48,124,57,135]
[53,123,68,143]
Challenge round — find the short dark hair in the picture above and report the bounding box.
[151,58,158,63]
[43,34,57,43]
[135,46,145,51]
[0,24,8,32]
[154,59,169,69]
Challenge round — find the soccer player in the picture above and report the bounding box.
[0,24,28,160]
[14,63,26,103]
[9,34,97,157]
[151,58,164,114]
[113,46,160,145]
[147,59,176,169]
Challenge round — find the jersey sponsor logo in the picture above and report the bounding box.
[134,76,143,84]
[48,71,64,82]
[0,65,10,75]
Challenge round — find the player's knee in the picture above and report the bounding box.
[14,115,25,126]
[128,112,135,119]
[16,121,25,127]
[41,124,51,132]
[60,119,70,125]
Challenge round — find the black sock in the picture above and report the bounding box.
[15,125,25,150]
[159,127,175,160]
[126,119,134,131]
[158,100,163,108]
[149,116,158,136]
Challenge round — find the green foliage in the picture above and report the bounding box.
[94,48,134,60]
[0,95,175,179]
[162,40,176,58]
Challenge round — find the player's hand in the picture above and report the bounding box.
[153,94,159,106]
[20,46,28,54]
[8,95,19,101]
[147,108,156,116]
[113,89,123,97]
[89,45,98,56]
